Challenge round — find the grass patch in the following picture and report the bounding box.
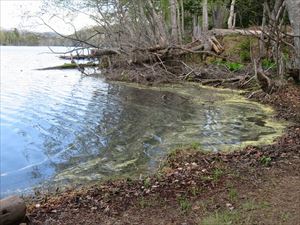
[262,58,276,70]
[260,156,272,166]
[239,38,251,62]
[178,196,192,214]
[212,168,224,181]
[228,187,238,202]
[191,142,202,150]
[242,199,271,211]
[201,210,239,225]
[213,59,245,72]
[143,177,151,188]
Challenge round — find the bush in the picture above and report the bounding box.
[239,39,251,62]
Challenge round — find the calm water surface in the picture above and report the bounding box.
[0,46,284,197]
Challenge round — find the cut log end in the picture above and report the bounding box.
[0,196,26,225]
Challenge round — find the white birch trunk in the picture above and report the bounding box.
[227,0,236,29]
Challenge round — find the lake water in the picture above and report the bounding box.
[0,46,285,197]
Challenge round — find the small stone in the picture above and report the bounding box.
[226,203,234,210]
[191,162,198,167]
[35,204,41,208]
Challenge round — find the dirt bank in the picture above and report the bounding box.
[25,83,300,225]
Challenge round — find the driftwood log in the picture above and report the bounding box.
[0,196,26,225]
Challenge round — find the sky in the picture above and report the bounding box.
[0,0,96,34]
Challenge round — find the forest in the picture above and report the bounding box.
[0,29,73,46]
[42,0,299,91]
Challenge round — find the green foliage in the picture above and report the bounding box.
[178,196,192,214]
[259,156,272,166]
[226,62,244,72]
[239,38,251,62]
[228,187,238,202]
[213,59,244,72]
[190,142,201,150]
[262,58,276,70]
[143,177,151,188]
[212,168,224,181]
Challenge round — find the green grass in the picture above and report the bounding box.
[143,177,151,188]
[259,156,272,166]
[212,59,245,72]
[201,210,239,225]
[262,58,276,70]
[191,142,202,150]
[178,196,192,214]
[228,187,238,202]
[239,38,251,62]
[212,168,224,181]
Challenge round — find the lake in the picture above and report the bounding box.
[0,46,285,197]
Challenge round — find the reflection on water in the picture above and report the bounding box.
[0,46,284,197]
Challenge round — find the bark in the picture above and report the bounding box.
[170,0,179,44]
[180,0,184,38]
[212,4,227,28]
[259,2,267,57]
[193,15,201,41]
[227,0,236,29]
[0,196,26,225]
[202,0,209,32]
[148,1,169,46]
[286,0,300,79]
[176,0,182,44]
[254,59,274,94]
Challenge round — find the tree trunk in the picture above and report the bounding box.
[0,196,26,225]
[202,0,209,32]
[227,0,236,29]
[193,15,201,41]
[170,0,179,44]
[180,0,184,39]
[148,1,169,46]
[176,0,182,44]
[286,0,300,80]
[212,4,227,28]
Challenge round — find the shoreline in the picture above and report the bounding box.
[25,79,300,225]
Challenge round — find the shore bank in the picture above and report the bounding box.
[25,82,299,225]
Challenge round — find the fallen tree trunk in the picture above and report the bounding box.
[201,77,242,85]
[211,28,294,37]
[0,196,26,225]
[37,63,97,70]
[59,55,96,60]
